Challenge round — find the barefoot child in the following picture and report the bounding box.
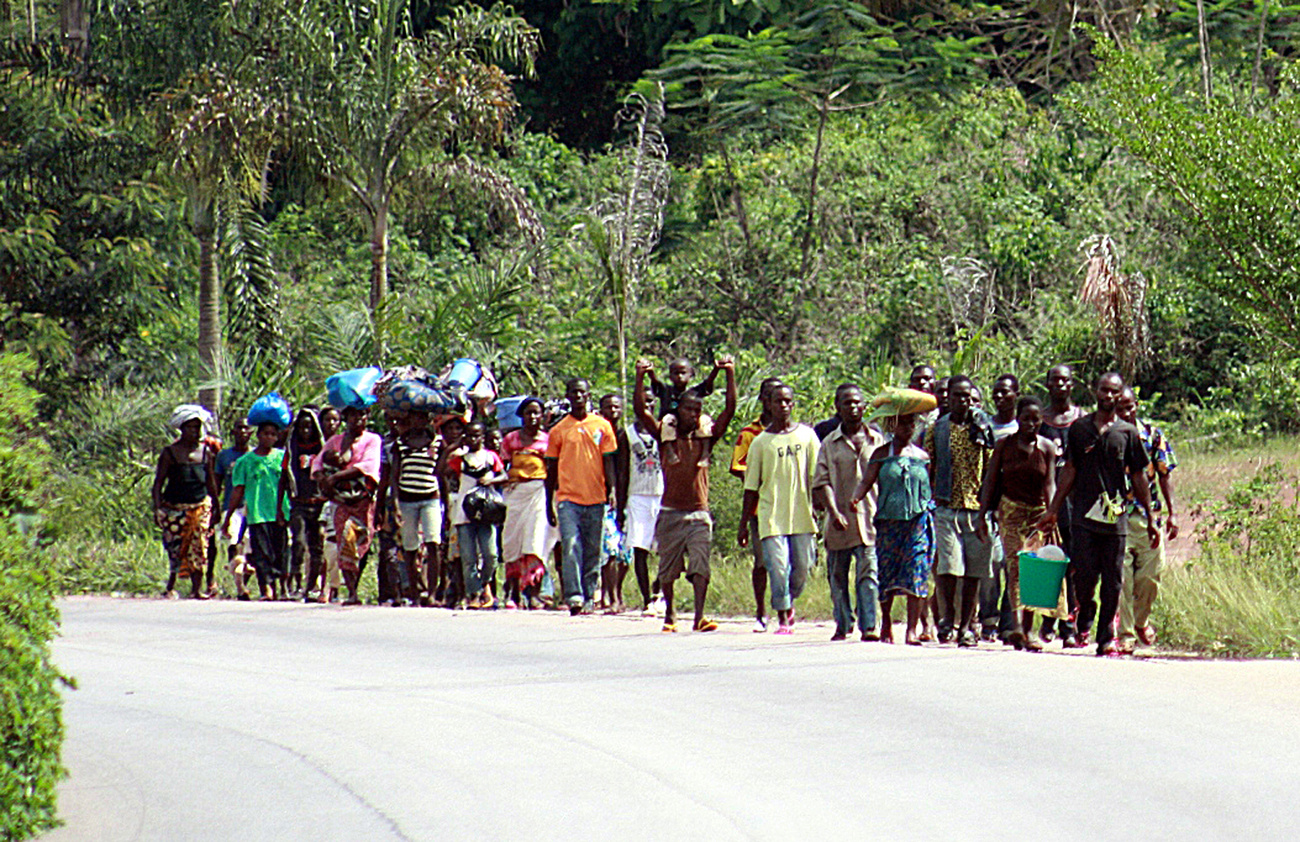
[224,422,290,601]
[643,356,725,467]
[214,420,253,599]
[447,421,506,609]
[385,411,443,606]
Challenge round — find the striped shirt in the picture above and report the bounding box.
[394,435,440,502]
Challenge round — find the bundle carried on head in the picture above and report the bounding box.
[373,365,462,416]
[866,387,937,422]
[247,392,294,429]
[326,367,384,410]
[169,404,214,433]
[439,358,498,413]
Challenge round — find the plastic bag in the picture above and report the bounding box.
[463,484,506,525]
[494,395,530,431]
[247,392,293,429]
[327,367,383,410]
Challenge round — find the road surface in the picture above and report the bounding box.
[44,596,1300,841]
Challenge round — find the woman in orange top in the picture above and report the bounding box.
[500,398,556,608]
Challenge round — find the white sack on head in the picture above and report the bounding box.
[169,404,214,433]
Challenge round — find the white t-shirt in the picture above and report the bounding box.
[625,422,664,498]
[449,448,505,527]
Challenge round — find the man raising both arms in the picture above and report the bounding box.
[634,355,737,633]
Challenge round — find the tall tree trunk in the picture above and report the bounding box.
[1251,0,1271,110]
[1196,0,1213,104]
[799,98,829,280]
[193,198,221,417]
[368,204,388,362]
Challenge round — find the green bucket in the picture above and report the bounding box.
[1018,550,1068,609]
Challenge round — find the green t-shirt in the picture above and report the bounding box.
[743,425,820,540]
[231,449,288,525]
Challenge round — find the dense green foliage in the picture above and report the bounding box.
[0,355,66,841]
[3,1,1299,664]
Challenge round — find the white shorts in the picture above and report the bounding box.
[398,498,443,552]
[626,494,661,552]
[222,508,250,553]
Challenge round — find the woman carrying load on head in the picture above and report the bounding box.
[500,397,557,609]
[152,405,220,599]
[852,388,937,645]
[312,405,383,605]
[976,395,1060,651]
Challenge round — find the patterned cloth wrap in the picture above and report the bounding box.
[602,507,632,565]
[374,365,465,418]
[157,499,213,577]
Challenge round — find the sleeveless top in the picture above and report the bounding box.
[162,459,209,505]
[871,443,931,521]
[287,438,323,502]
[1000,439,1050,506]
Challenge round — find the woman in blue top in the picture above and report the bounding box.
[853,392,936,646]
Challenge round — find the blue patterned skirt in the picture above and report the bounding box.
[875,511,934,598]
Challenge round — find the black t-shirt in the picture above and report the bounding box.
[652,379,715,417]
[1066,414,1149,535]
[813,416,840,441]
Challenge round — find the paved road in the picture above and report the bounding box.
[44,596,1300,841]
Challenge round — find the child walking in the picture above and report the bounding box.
[224,422,290,601]
[447,421,506,609]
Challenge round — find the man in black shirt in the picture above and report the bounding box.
[1040,372,1159,656]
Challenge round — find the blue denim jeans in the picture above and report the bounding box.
[457,522,499,596]
[557,501,605,605]
[827,544,878,635]
[761,533,816,612]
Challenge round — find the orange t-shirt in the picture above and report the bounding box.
[545,414,617,505]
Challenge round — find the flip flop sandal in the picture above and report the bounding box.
[693,618,718,632]
[661,623,678,633]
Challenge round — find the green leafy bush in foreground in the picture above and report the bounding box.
[1155,464,1300,658]
[0,354,67,840]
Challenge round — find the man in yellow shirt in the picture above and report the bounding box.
[739,384,821,635]
[730,376,784,631]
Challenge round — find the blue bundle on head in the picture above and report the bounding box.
[326,367,383,410]
[247,392,293,429]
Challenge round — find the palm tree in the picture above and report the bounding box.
[156,69,277,417]
[286,1,541,356]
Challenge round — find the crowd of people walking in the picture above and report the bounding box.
[152,357,1177,654]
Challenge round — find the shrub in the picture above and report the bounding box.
[1155,464,1300,657]
[0,354,67,840]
